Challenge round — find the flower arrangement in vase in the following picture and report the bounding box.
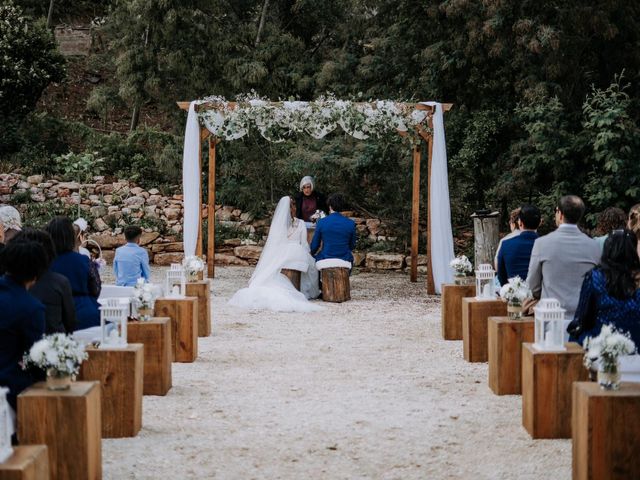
[499,276,532,319]
[584,324,636,390]
[132,279,157,321]
[449,255,473,285]
[182,255,205,282]
[22,334,88,391]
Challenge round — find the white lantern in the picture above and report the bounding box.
[0,387,13,463]
[99,298,129,348]
[475,263,496,299]
[533,298,566,351]
[165,263,186,297]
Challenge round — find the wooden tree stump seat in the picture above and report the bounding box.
[441,283,476,340]
[185,280,212,337]
[461,297,507,362]
[154,297,199,362]
[281,269,302,291]
[320,268,350,303]
[488,316,534,395]
[127,318,172,396]
[0,445,49,480]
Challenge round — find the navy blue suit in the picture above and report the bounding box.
[0,276,46,409]
[497,230,538,285]
[310,212,357,263]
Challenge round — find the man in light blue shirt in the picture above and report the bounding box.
[114,226,151,286]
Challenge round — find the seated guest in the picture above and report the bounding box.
[497,204,540,285]
[494,208,521,270]
[526,195,601,320]
[73,218,92,258]
[310,193,356,263]
[113,225,151,286]
[46,217,101,330]
[0,205,22,243]
[568,229,640,345]
[15,228,76,334]
[295,176,328,222]
[628,204,640,259]
[593,207,627,250]
[0,240,47,410]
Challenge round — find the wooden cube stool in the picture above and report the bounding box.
[281,269,301,291]
[521,342,588,439]
[461,298,507,362]
[185,281,212,337]
[488,316,534,395]
[572,382,640,480]
[154,297,199,362]
[18,381,101,480]
[127,318,172,395]
[78,345,144,438]
[441,283,476,340]
[321,268,350,303]
[0,445,49,480]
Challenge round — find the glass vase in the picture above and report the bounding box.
[187,271,199,282]
[137,307,153,321]
[454,274,472,286]
[507,301,523,320]
[598,359,621,390]
[46,368,71,391]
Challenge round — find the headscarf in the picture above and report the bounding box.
[0,206,22,231]
[299,176,314,192]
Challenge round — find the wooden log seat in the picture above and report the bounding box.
[487,316,534,395]
[154,297,199,362]
[461,297,507,362]
[185,280,212,337]
[0,445,49,480]
[127,318,172,396]
[281,269,302,291]
[441,283,476,340]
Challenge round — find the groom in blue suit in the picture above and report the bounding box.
[310,193,357,263]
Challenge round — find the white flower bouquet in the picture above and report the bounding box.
[310,210,326,223]
[450,255,473,276]
[22,334,88,377]
[499,276,532,306]
[183,255,205,279]
[584,324,636,390]
[132,278,156,312]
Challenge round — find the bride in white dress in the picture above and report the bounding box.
[228,196,322,312]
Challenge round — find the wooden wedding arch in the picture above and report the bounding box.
[178,100,452,295]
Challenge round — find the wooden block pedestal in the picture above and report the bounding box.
[488,316,534,395]
[281,269,301,291]
[321,268,350,303]
[0,446,49,480]
[78,345,144,438]
[461,298,507,362]
[441,283,476,340]
[18,381,101,480]
[127,318,172,395]
[154,297,198,362]
[185,281,212,337]
[572,382,640,480]
[521,342,588,439]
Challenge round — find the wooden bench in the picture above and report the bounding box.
[441,283,476,340]
[321,268,350,303]
[154,297,199,362]
[185,280,212,337]
[18,381,101,480]
[487,316,534,395]
[127,318,172,396]
[461,298,507,362]
[0,445,49,480]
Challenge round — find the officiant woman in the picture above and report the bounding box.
[294,176,328,222]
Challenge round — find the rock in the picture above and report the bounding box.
[350,217,366,225]
[353,251,366,267]
[404,254,428,266]
[153,252,185,266]
[124,196,145,207]
[0,185,12,195]
[217,208,234,221]
[58,188,70,197]
[30,193,46,202]
[223,238,242,247]
[366,218,381,235]
[240,212,254,222]
[356,224,368,235]
[232,209,242,218]
[100,250,115,265]
[233,245,263,260]
[150,242,183,253]
[140,232,160,246]
[147,195,165,206]
[90,206,108,217]
[164,208,181,220]
[57,182,81,191]
[17,181,30,189]
[148,188,160,195]
[214,254,249,266]
[130,187,144,195]
[365,253,405,270]
[89,233,125,249]
[94,218,109,232]
[27,175,43,184]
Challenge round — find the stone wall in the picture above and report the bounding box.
[0,173,424,272]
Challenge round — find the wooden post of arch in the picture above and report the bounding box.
[207,136,217,278]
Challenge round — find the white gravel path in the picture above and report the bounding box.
[102,267,570,479]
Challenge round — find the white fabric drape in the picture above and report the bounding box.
[422,102,455,293]
[182,101,201,257]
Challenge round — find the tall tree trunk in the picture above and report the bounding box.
[255,0,270,46]
[46,0,55,29]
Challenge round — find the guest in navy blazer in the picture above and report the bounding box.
[497,204,541,285]
[0,240,48,410]
[310,193,357,263]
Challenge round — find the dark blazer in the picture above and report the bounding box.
[29,270,77,334]
[295,191,328,221]
[310,212,357,263]
[0,276,46,409]
[497,230,538,285]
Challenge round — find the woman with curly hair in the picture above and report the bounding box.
[629,204,640,259]
[594,207,627,250]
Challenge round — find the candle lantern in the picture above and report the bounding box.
[475,263,496,299]
[0,386,13,462]
[533,298,566,351]
[165,263,186,297]
[100,298,129,348]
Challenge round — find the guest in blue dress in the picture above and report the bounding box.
[0,240,47,410]
[46,217,101,330]
[568,229,640,345]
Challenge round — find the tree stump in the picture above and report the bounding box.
[462,298,507,362]
[154,297,198,362]
[18,381,101,480]
[522,342,588,439]
[0,445,49,480]
[127,318,172,396]
[78,344,144,438]
[488,316,534,395]
[281,269,301,291]
[321,268,350,303]
[185,281,212,337]
[572,382,640,480]
[441,283,476,340]
[471,211,500,268]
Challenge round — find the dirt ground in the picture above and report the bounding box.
[101,267,570,479]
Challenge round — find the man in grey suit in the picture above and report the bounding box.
[526,195,601,320]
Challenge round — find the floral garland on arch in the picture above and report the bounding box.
[196,93,430,143]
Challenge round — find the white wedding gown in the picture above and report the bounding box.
[228,197,322,312]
